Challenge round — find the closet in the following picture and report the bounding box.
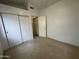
[19,16,30,42]
[0,13,31,50]
[0,15,9,50]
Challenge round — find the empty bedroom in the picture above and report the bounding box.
[0,0,79,59]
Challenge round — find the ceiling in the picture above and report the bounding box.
[0,0,60,10]
[31,0,61,10]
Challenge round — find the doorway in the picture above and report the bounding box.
[32,16,47,38]
[32,16,39,38]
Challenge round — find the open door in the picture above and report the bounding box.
[38,16,47,37]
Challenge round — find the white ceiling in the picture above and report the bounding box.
[31,0,60,10]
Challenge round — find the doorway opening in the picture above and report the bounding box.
[32,16,47,39]
[32,16,39,38]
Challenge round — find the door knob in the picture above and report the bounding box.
[6,32,8,33]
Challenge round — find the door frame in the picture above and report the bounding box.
[31,16,47,38]
[46,16,47,38]
[31,16,38,38]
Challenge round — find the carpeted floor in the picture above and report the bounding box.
[3,37,79,59]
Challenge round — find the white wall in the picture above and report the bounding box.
[40,0,79,47]
[0,3,39,50]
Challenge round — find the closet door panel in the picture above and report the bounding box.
[2,14,22,48]
[0,16,9,50]
[19,16,30,42]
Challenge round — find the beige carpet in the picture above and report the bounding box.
[3,37,79,59]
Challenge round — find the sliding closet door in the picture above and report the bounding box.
[2,14,22,48]
[19,16,30,42]
[0,15,9,50]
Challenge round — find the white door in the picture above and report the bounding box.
[0,16,9,50]
[38,16,47,37]
[2,14,22,48]
[19,16,30,42]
